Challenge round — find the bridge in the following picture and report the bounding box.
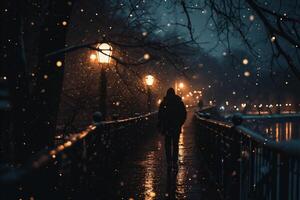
[1,108,300,200]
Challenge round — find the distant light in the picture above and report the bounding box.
[242,58,249,65]
[271,36,276,42]
[241,103,247,108]
[62,21,68,26]
[56,60,63,67]
[244,71,251,77]
[157,99,162,105]
[145,75,154,86]
[220,106,225,111]
[249,15,255,21]
[142,31,148,36]
[225,101,229,106]
[90,54,97,61]
[143,53,150,60]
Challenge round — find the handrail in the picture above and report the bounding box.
[194,111,232,128]
[241,113,300,120]
[194,111,300,157]
[36,111,158,169]
[0,111,158,185]
[99,111,157,126]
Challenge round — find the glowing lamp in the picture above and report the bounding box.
[145,75,154,86]
[96,43,112,64]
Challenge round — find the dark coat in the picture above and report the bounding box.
[158,94,187,134]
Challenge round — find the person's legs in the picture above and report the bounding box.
[165,134,172,166]
[172,132,180,166]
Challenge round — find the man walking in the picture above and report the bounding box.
[158,88,187,170]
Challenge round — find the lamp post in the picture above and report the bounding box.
[96,43,112,119]
[145,75,154,112]
[175,81,184,96]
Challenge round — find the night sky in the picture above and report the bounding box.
[60,0,299,117]
[2,0,299,127]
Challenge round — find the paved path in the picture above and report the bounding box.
[111,110,221,200]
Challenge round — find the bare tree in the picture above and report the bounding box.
[174,0,300,81]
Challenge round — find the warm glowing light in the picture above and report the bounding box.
[178,82,184,89]
[149,192,156,197]
[64,141,72,147]
[242,58,249,65]
[271,36,276,42]
[90,54,97,61]
[143,53,150,60]
[145,75,154,86]
[96,43,112,64]
[56,60,63,67]
[62,21,68,26]
[244,71,251,77]
[241,103,247,108]
[157,99,162,105]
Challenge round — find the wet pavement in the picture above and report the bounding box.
[110,111,221,200]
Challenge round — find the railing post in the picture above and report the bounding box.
[279,155,289,199]
[231,114,243,200]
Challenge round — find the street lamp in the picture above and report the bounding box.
[178,82,184,89]
[145,75,154,112]
[96,43,112,119]
[174,81,184,96]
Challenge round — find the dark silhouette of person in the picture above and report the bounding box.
[158,88,187,169]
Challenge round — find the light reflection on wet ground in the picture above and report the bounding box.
[114,111,221,200]
[246,120,300,141]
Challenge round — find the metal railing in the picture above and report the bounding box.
[194,111,300,200]
[0,111,157,199]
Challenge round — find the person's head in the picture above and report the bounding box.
[166,87,175,98]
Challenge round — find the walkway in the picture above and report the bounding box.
[109,110,221,200]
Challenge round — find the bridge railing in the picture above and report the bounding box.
[0,111,157,199]
[194,111,300,200]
